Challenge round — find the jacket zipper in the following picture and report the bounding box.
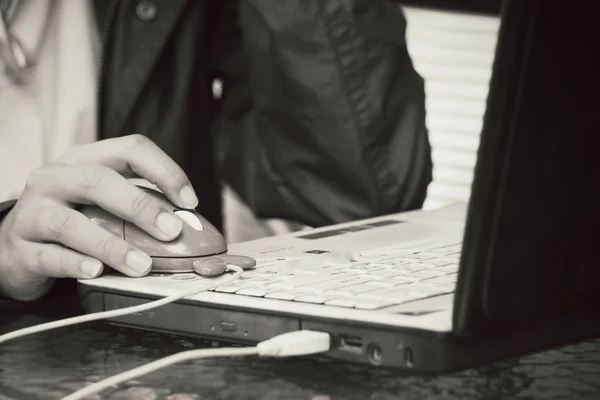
[96,0,119,136]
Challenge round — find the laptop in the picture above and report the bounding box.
[78,0,600,372]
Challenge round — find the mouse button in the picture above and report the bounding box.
[194,214,221,234]
[79,205,125,238]
[174,210,204,230]
[123,222,195,257]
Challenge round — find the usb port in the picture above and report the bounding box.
[339,335,363,352]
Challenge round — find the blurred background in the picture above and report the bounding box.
[224,1,503,241]
[400,1,501,210]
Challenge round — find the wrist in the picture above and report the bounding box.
[0,266,55,301]
[0,214,55,301]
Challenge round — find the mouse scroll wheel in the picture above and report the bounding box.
[174,210,204,230]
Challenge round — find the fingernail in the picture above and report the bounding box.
[179,185,199,209]
[125,250,153,275]
[81,260,103,278]
[156,212,183,238]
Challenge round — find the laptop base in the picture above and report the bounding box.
[79,285,600,373]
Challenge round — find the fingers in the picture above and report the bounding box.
[20,242,104,279]
[58,134,198,209]
[22,206,153,277]
[26,164,183,241]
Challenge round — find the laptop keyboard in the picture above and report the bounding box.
[212,244,461,311]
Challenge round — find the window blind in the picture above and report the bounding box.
[402,7,501,209]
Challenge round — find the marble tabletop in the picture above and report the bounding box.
[1,295,600,400]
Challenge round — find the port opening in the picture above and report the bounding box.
[367,343,383,366]
[339,334,363,352]
[404,347,414,367]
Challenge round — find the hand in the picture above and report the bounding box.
[0,135,199,301]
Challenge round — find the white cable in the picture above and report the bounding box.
[0,265,244,345]
[62,330,332,400]
[62,347,259,400]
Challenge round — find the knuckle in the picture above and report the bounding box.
[7,204,25,230]
[32,247,45,271]
[127,134,150,149]
[42,208,73,240]
[4,229,22,254]
[24,167,48,191]
[129,192,156,219]
[0,219,23,260]
[160,161,184,185]
[57,252,71,277]
[78,165,110,192]
[56,147,80,165]
[94,234,121,261]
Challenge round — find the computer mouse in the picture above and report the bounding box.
[80,186,256,276]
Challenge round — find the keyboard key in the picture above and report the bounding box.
[385,286,445,301]
[354,284,410,300]
[236,287,271,297]
[365,269,404,278]
[325,298,357,308]
[293,262,347,274]
[432,273,458,283]
[348,264,387,272]
[355,301,396,310]
[422,258,454,267]
[376,277,410,287]
[381,257,418,265]
[294,293,342,304]
[265,290,310,300]
[380,261,428,271]
[403,252,436,260]
[323,281,387,297]
[356,284,443,303]
[299,276,372,293]
[215,283,261,293]
[436,283,456,292]
[264,272,349,290]
[438,264,459,273]
[409,269,443,279]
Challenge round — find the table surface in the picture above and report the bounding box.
[2,296,600,400]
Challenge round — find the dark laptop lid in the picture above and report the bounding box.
[453,0,599,336]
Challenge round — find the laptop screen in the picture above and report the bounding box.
[453,0,599,336]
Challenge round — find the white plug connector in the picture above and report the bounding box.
[256,330,332,357]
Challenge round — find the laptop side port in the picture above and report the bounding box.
[367,343,384,366]
[404,346,414,367]
[339,334,363,353]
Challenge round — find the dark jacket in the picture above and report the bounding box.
[95,0,432,230]
[0,0,431,300]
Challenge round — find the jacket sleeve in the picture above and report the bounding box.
[210,0,433,228]
[0,200,17,222]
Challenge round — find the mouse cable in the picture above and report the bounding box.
[0,265,244,346]
[62,330,333,400]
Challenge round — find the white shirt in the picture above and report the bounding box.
[0,0,99,202]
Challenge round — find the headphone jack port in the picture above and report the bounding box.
[367,343,383,366]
